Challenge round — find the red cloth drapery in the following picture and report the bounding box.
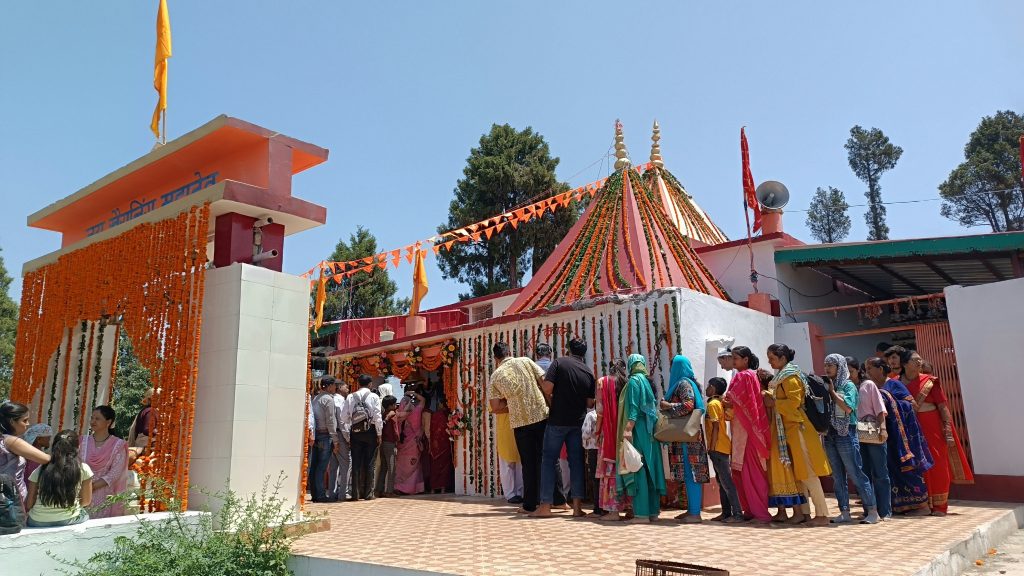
[741,127,762,234]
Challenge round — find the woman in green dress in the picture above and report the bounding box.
[617,354,666,521]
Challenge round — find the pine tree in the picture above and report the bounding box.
[323,226,409,321]
[939,110,1024,232]
[0,248,18,400]
[437,124,580,299]
[805,186,852,243]
[845,126,903,240]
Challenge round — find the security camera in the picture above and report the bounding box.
[253,216,274,228]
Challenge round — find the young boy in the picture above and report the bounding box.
[705,377,743,523]
[376,395,400,498]
[581,405,603,516]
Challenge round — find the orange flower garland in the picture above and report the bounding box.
[11,203,210,511]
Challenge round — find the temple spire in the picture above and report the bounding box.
[614,119,631,170]
[650,120,664,168]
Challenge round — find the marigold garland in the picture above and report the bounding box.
[11,204,210,511]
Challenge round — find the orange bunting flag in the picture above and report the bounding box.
[362,264,375,274]
[444,240,456,251]
[362,256,374,265]
[484,227,494,239]
[467,223,480,232]
[432,244,442,255]
[390,249,401,267]
[405,246,416,264]
[495,221,507,233]
[509,216,520,230]
[332,273,344,285]
[470,232,482,242]
[409,249,429,317]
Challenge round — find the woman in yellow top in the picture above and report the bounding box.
[765,344,832,526]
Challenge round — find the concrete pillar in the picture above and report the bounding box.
[747,292,773,315]
[761,209,783,235]
[405,315,427,337]
[188,263,310,513]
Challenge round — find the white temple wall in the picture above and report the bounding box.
[945,278,1024,476]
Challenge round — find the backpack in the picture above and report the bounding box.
[802,373,834,434]
[350,391,371,433]
[0,473,23,535]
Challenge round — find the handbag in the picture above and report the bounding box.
[621,440,643,473]
[654,380,704,442]
[857,416,884,445]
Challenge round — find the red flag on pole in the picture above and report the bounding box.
[741,127,762,234]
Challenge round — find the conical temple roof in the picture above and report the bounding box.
[507,122,727,314]
[643,121,728,246]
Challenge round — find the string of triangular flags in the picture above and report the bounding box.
[302,162,655,284]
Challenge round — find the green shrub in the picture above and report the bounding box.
[61,475,308,576]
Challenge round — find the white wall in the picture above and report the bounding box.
[775,321,814,371]
[0,512,204,576]
[190,264,310,512]
[699,241,781,303]
[946,278,1024,476]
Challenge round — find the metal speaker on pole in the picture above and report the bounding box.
[755,181,790,210]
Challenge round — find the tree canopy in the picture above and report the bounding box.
[323,226,409,321]
[437,124,580,300]
[845,126,903,240]
[110,329,151,438]
[0,248,18,400]
[805,186,852,243]
[939,110,1024,232]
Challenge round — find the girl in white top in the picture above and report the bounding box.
[26,429,93,528]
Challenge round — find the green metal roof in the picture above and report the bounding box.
[310,322,340,339]
[775,232,1024,265]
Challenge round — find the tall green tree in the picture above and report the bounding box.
[0,248,18,400]
[437,124,580,299]
[845,126,903,240]
[939,110,1024,232]
[322,226,409,321]
[110,329,151,438]
[805,186,852,243]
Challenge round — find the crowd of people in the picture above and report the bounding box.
[0,389,154,531]
[306,373,455,503]
[487,337,974,525]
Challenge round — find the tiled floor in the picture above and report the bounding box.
[293,496,1017,576]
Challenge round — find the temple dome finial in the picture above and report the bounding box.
[614,119,631,170]
[650,120,664,168]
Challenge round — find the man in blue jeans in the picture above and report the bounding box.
[311,377,340,502]
[531,337,595,518]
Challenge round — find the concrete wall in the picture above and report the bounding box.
[189,264,310,511]
[0,512,204,576]
[946,278,1024,476]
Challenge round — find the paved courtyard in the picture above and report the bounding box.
[293,496,1019,576]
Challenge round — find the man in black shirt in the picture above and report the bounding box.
[531,338,595,518]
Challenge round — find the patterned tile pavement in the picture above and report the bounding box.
[293,496,1018,576]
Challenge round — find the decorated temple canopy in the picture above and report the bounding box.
[643,121,728,246]
[507,121,728,314]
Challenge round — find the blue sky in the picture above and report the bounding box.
[1,1,1021,308]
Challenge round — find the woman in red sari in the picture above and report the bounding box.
[723,346,771,523]
[428,396,455,494]
[902,351,973,515]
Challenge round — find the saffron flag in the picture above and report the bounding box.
[150,0,172,140]
[313,271,328,332]
[740,127,762,233]
[410,249,429,316]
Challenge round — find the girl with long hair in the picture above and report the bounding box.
[26,430,92,527]
[0,401,51,507]
[81,406,129,518]
[723,346,771,523]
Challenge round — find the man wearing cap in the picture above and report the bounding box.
[717,348,736,385]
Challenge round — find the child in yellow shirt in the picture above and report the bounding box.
[706,377,743,523]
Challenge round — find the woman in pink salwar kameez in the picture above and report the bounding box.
[723,347,771,523]
[81,406,129,518]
